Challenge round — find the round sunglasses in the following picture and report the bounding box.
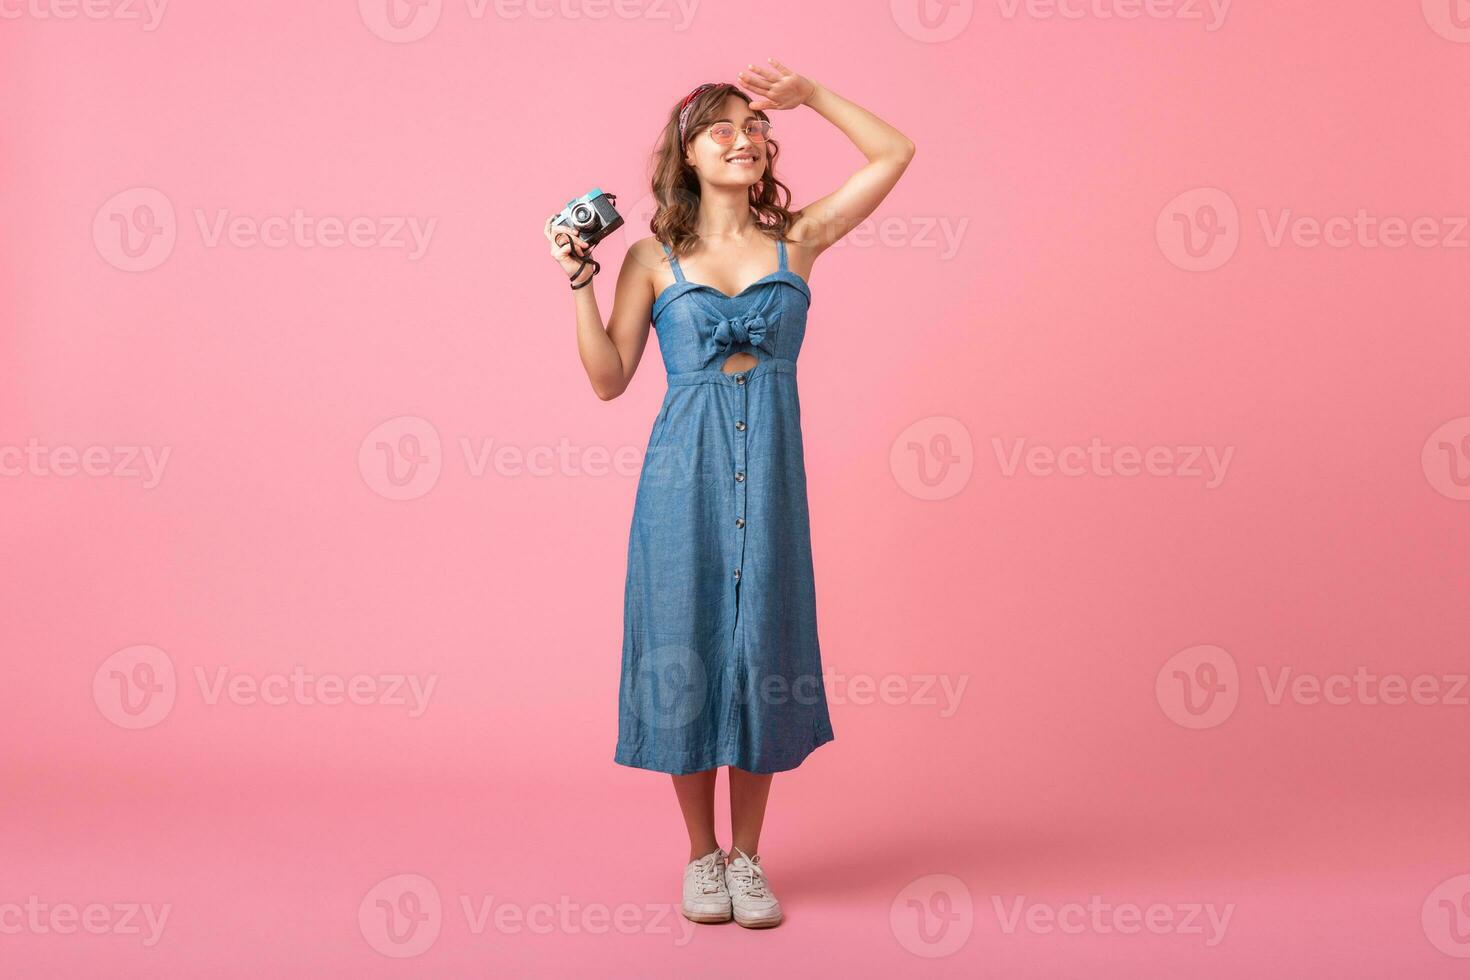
[697,119,773,146]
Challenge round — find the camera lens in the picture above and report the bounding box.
[572,204,594,226]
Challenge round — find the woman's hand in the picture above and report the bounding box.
[543,215,593,278]
[737,58,816,112]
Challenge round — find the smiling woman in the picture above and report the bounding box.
[543,58,915,930]
[649,84,803,376]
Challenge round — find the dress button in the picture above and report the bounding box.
[735,420,746,431]
[733,568,741,580]
[735,375,746,385]
[736,517,745,528]
[735,471,745,483]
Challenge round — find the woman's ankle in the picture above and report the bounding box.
[689,843,723,862]
[728,843,759,862]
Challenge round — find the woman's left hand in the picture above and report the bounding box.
[738,59,816,111]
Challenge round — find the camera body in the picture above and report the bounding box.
[552,188,624,249]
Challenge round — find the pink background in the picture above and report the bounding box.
[4,0,1470,976]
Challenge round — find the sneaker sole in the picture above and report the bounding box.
[682,907,733,924]
[734,912,783,929]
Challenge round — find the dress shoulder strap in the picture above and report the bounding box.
[777,237,788,272]
[661,242,686,283]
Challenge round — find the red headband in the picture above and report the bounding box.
[677,82,726,147]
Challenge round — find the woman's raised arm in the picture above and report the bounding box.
[738,59,916,257]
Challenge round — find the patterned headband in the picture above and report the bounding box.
[677,82,721,147]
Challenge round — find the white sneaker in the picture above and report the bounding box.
[681,847,732,923]
[724,848,783,928]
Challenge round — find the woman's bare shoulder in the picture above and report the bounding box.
[627,235,668,262]
[624,235,673,286]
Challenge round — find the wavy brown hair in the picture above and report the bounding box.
[649,83,801,257]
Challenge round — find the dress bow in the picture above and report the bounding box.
[710,312,773,357]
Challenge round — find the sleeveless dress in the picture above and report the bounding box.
[614,236,835,775]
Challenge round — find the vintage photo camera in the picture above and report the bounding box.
[551,188,624,250]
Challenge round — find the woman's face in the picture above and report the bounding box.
[683,94,767,189]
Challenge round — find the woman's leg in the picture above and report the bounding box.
[671,770,720,860]
[728,766,773,858]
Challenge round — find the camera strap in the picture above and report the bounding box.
[568,251,600,289]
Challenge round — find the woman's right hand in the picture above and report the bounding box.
[543,216,593,277]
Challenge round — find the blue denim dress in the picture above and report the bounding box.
[615,236,835,775]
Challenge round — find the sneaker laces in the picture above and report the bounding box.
[726,848,771,900]
[691,851,725,895]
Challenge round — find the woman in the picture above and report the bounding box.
[544,60,915,928]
